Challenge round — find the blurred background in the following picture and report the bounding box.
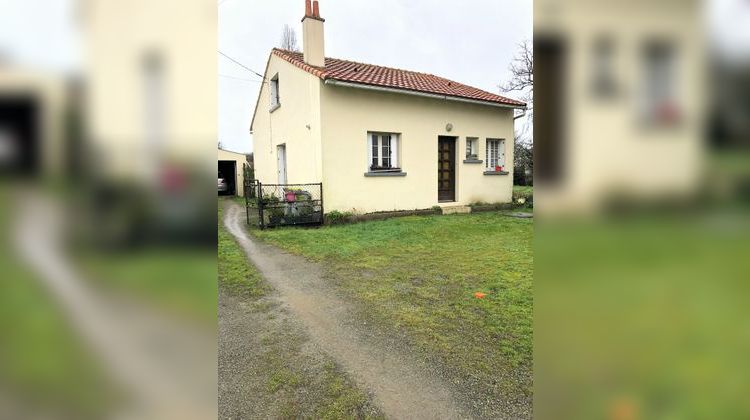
[534,0,750,418]
[3,0,750,418]
[1,0,216,419]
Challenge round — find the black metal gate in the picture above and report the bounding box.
[244,181,323,229]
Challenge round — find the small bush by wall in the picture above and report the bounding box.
[324,207,441,226]
[512,187,534,208]
[325,210,355,225]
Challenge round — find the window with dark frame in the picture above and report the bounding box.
[466,137,478,159]
[381,135,391,168]
[591,36,618,98]
[270,74,280,108]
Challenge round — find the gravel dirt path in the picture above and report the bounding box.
[223,202,475,419]
[13,190,216,420]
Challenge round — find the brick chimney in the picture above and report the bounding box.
[302,0,325,67]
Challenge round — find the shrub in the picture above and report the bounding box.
[431,205,442,213]
[326,210,354,225]
[512,187,534,208]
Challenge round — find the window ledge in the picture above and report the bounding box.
[463,159,484,164]
[269,103,281,113]
[364,171,407,177]
[483,170,509,176]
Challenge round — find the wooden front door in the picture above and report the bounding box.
[438,136,456,202]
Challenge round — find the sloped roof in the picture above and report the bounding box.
[272,48,526,108]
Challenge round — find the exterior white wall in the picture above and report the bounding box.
[319,84,515,213]
[252,56,323,186]
[535,0,704,213]
[84,0,216,179]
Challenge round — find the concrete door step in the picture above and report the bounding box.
[440,205,472,215]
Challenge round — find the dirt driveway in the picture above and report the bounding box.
[223,202,476,419]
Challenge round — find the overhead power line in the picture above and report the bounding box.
[219,74,262,83]
[218,50,265,80]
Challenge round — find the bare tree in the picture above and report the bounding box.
[500,39,534,136]
[280,25,299,51]
[500,40,533,105]
[501,40,534,185]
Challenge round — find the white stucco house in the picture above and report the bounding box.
[251,0,526,214]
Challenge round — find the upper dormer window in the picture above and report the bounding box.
[270,74,280,110]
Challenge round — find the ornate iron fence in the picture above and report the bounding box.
[244,180,323,229]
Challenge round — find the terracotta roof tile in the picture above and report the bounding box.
[272,48,526,108]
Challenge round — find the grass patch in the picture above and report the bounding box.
[317,361,374,419]
[535,214,750,418]
[252,212,533,402]
[218,201,381,419]
[78,247,217,323]
[513,185,533,195]
[218,204,267,298]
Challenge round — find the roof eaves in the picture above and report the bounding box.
[323,78,527,109]
[271,48,527,107]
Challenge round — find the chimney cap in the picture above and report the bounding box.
[312,0,321,18]
[302,0,325,21]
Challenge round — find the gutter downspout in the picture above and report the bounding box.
[514,109,527,120]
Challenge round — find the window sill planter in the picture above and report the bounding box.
[463,159,484,164]
[364,171,407,177]
[483,170,509,176]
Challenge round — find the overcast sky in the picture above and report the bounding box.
[219,0,532,154]
[9,0,748,155]
[0,0,80,73]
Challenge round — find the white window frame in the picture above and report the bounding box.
[466,137,478,159]
[641,40,679,124]
[270,74,280,109]
[367,132,400,172]
[486,138,506,170]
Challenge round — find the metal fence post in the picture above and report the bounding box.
[245,181,249,226]
[257,181,265,229]
[319,182,324,225]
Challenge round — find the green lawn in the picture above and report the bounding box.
[0,186,113,418]
[218,204,267,298]
[535,213,750,419]
[78,247,217,323]
[513,185,533,195]
[252,212,533,403]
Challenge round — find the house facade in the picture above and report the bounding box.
[251,0,526,213]
[534,0,704,214]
